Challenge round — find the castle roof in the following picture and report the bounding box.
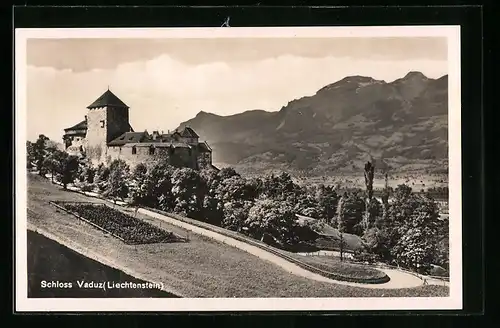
[122,142,191,148]
[64,120,87,131]
[198,142,211,153]
[180,127,199,138]
[87,90,129,109]
[108,131,147,146]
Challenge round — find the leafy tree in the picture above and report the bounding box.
[260,172,300,201]
[26,141,35,169]
[200,169,223,225]
[132,162,148,181]
[315,184,339,223]
[103,159,130,202]
[130,162,174,210]
[379,172,391,228]
[41,151,59,182]
[359,227,391,261]
[59,154,80,190]
[222,200,253,232]
[387,189,443,273]
[33,134,49,175]
[336,191,365,236]
[94,163,110,192]
[217,167,240,180]
[44,149,79,189]
[363,161,375,230]
[245,198,301,249]
[171,168,205,219]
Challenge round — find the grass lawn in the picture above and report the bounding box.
[26,173,449,298]
[286,253,388,282]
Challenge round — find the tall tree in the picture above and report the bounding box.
[33,134,49,175]
[171,168,205,219]
[379,172,390,228]
[363,161,375,230]
[245,198,301,249]
[103,159,130,202]
[336,191,365,236]
[26,141,35,169]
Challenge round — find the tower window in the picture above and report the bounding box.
[132,146,137,155]
[149,146,155,155]
[100,120,105,128]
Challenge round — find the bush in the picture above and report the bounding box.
[80,183,94,192]
[352,249,378,264]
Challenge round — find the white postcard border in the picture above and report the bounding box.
[15,26,462,312]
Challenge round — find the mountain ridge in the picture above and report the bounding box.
[178,72,449,176]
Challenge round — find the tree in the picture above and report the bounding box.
[33,134,49,175]
[41,151,59,182]
[44,149,79,190]
[26,141,35,169]
[245,198,301,249]
[171,168,205,219]
[103,159,130,202]
[315,184,339,224]
[94,163,110,192]
[261,172,300,201]
[336,191,365,236]
[222,200,253,232]
[363,161,375,230]
[129,162,174,209]
[59,154,80,190]
[388,190,443,273]
[379,172,391,228]
[200,169,223,225]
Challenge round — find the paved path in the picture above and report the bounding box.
[140,208,426,289]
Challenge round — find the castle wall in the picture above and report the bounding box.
[106,106,130,142]
[85,106,130,165]
[85,107,107,165]
[105,146,177,169]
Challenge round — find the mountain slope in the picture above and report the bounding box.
[178,72,448,175]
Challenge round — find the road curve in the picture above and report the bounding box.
[139,208,425,289]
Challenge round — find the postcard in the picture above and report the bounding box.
[15,26,461,312]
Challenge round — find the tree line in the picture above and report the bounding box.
[27,134,449,275]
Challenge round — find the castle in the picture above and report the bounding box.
[63,89,216,171]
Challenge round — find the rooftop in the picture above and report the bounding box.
[64,120,87,131]
[87,89,129,109]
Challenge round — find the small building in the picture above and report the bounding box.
[62,89,217,171]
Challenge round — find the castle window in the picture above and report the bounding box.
[132,146,137,155]
[149,146,155,155]
[100,120,105,128]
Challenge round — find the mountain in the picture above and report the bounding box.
[178,72,448,176]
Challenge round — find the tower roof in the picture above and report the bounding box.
[87,89,129,109]
[180,126,199,138]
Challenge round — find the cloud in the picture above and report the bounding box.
[26,54,447,142]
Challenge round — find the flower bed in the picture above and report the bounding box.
[53,201,183,245]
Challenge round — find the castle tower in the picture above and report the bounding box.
[85,89,131,164]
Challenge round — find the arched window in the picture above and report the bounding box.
[132,146,137,155]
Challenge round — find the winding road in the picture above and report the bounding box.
[139,208,429,289]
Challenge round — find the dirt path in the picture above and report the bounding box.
[140,208,425,289]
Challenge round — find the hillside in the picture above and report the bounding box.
[178,72,448,176]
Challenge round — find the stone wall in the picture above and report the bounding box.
[85,106,130,164]
[85,107,107,164]
[106,106,130,142]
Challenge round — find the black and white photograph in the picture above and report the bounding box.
[15,26,461,311]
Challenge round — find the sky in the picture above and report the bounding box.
[26,37,448,142]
